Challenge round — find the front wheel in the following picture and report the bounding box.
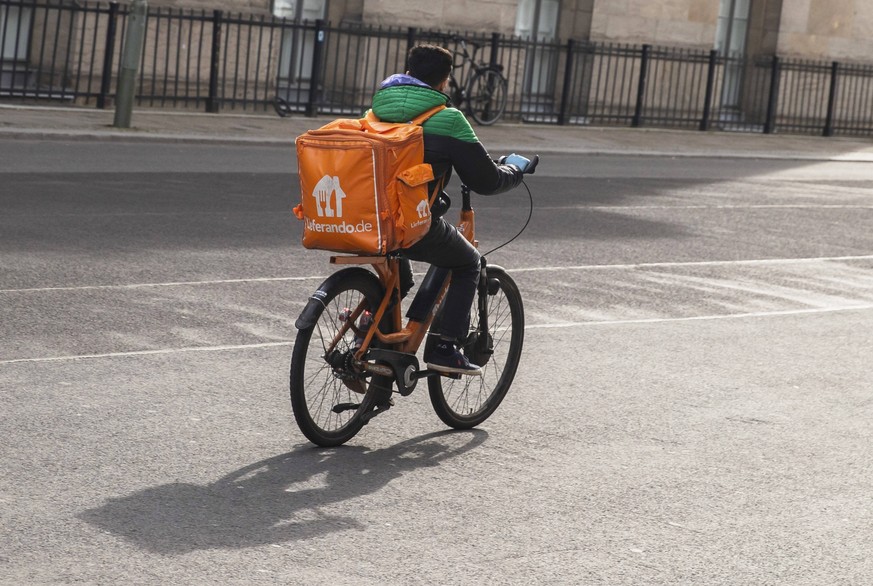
[289,268,385,446]
[466,68,508,126]
[426,266,524,428]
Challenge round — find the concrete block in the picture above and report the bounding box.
[807,0,853,37]
[779,0,812,34]
[778,31,828,56]
[687,0,719,24]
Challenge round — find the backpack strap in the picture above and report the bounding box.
[428,174,446,208]
[411,105,446,208]
[362,104,445,131]
[363,104,445,128]
[410,104,446,126]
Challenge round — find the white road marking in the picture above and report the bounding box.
[0,342,293,364]
[2,303,872,365]
[3,254,873,294]
[0,275,328,294]
[526,304,873,329]
[531,204,873,210]
[4,253,873,365]
[509,254,873,273]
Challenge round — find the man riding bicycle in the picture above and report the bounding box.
[369,44,536,375]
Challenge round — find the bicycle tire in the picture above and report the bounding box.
[466,68,508,126]
[448,75,464,109]
[274,95,291,118]
[289,268,385,446]
[426,266,524,428]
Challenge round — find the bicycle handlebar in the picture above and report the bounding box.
[524,155,540,175]
[460,154,539,210]
[498,154,540,175]
[450,35,482,47]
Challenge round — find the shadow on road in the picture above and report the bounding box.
[78,429,487,554]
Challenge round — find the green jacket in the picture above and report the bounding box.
[371,76,522,216]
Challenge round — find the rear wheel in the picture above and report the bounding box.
[427,267,524,428]
[289,268,385,446]
[466,68,508,126]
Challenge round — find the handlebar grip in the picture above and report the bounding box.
[499,154,540,174]
[525,155,539,175]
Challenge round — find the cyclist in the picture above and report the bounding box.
[369,44,536,375]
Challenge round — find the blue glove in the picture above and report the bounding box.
[499,153,532,173]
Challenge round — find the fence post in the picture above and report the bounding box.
[823,61,839,137]
[632,44,651,127]
[699,49,718,131]
[489,32,500,68]
[97,2,119,109]
[113,0,148,128]
[306,19,326,117]
[557,39,575,126]
[206,10,222,113]
[764,55,780,134]
[406,27,417,58]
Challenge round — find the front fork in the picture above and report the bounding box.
[461,257,494,366]
[476,258,490,336]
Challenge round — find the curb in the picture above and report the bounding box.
[3,103,873,161]
[0,128,296,146]
[2,127,872,162]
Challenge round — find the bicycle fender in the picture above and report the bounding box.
[294,267,377,330]
[482,264,512,295]
[483,264,510,282]
[485,263,508,274]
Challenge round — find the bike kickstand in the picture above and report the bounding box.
[361,397,393,423]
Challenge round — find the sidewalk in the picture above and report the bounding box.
[2,103,873,161]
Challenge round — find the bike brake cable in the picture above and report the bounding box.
[481,179,534,257]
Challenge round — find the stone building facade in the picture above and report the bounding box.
[142,0,873,63]
[3,0,871,131]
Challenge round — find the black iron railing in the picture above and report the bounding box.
[3,0,873,138]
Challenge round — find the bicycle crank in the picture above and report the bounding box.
[365,349,420,396]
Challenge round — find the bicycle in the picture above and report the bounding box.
[289,156,538,447]
[446,36,508,126]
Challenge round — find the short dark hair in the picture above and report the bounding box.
[406,44,453,88]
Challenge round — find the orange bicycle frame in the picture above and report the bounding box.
[328,188,477,362]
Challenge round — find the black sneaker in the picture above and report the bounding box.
[425,341,482,376]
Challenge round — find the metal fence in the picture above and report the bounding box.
[3,0,873,137]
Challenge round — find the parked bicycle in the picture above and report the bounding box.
[289,158,538,447]
[446,36,508,126]
[274,95,294,118]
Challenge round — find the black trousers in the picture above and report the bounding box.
[399,217,481,341]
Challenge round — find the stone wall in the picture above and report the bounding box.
[557,0,594,42]
[132,0,873,63]
[778,0,873,62]
[746,0,783,56]
[360,0,519,33]
[148,0,272,15]
[588,0,718,48]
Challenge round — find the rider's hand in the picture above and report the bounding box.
[499,153,538,174]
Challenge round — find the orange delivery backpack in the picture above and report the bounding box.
[293,105,445,255]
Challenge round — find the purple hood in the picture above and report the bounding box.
[379,73,431,89]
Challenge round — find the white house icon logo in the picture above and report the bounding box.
[312,175,347,218]
[416,199,429,219]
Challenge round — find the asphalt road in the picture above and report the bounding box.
[2,138,873,584]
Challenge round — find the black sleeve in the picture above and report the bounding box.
[424,134,524,196]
